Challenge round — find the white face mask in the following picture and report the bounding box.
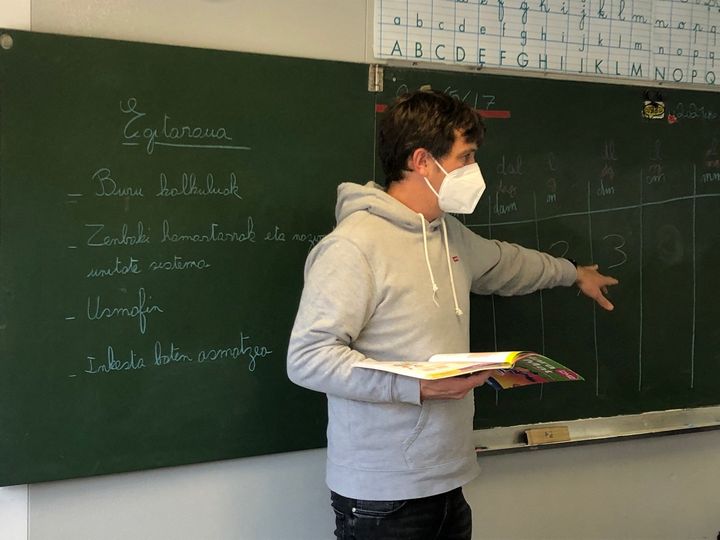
[424,157,486,214]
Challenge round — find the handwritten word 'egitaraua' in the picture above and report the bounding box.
[157,172,243,199]
[86,287,163,334]
[120,97,251,155]
[161,218,256,244]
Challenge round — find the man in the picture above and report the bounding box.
[287,89,618,540]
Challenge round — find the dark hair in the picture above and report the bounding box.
[378,89,485,186]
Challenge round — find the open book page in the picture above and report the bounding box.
[428,351,520,365]
[353,352,584,385]
[351,358,511,380]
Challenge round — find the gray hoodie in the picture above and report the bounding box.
[287,181,576,500]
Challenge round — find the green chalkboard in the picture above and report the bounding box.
[0,30,376,486]
[380,67,720,431]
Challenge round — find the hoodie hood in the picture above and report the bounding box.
[335,181,440,231]
[335,181,464,316]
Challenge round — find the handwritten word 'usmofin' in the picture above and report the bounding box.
[86,287,163,335]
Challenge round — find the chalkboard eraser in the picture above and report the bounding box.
[524,426,570,446]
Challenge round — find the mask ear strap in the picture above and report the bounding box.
[424,155,445,199]
[423,176,440,198]
[431,156,449,176]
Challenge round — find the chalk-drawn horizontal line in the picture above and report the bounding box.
[67,193,83,197]
[155,142,251,150]
[466,192,720,228]
[122,141,251,150]
[65,316,76,320]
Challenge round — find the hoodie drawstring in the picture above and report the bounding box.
[418,214,463,317]
[441,217,464,316]
[419,214,440,308]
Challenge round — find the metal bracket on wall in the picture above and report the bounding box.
[368,64,383,93]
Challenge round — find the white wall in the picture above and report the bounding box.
[0,485,27,540]
[28,0,372,63]
[21,431,720,540]
[3,2,720,539]
[28,449,333,540]
[469,431,720,540]
[1,0,30,30]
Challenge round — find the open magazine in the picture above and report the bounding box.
[353,351,584,390]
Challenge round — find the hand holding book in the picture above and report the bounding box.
[418,370,493,400]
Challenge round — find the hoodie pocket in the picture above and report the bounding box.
[400,403,430,464]
[401,399,473,469]
[338,399,425,470]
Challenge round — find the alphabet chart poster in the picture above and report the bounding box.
[374,1,720,87]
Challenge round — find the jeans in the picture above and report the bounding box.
[330,487,472,540]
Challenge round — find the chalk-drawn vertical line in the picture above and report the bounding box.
[691,162,697,389]
[533,191,546,355]
[587,179,599,396]
[488,200,498,353]
[488,201,499,406]
[534,191,545,401]
[639,168,644,392]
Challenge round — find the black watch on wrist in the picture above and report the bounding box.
[567,258,578,268]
